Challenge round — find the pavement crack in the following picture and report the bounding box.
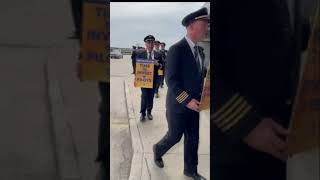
[144,155,152,180]
[65,120,81,177]
[119,128,133,180]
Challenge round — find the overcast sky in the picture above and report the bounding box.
[110,2,208,48]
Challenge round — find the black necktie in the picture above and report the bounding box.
[148,52,152,60]
[194,46,201,73]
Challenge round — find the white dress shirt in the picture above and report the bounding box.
[146,49,155,60]
[185,35,203,71]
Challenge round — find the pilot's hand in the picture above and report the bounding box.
[243,118,289,161]
[186,99,200,112]
[153,59,159,66]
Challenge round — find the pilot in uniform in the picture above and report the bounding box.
[153,8,209,180]
[213,0,310,179]
[136,35,164,121]
[159,42,168,88]
[154,40,164,98]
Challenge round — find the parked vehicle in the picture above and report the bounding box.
[110,49,123,59]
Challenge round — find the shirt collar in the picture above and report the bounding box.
[146,49,154,59]
[147,49,153,54]
[185,35,196,49]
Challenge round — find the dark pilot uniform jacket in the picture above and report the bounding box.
[165,38,206,113]
[212,0,309,165]
[159,49,168,74]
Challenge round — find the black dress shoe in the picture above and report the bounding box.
[140,115,146,121]
[147,113,153,120]
[184,171,207,180]
[155,93,159,98]
[153,145,164,168]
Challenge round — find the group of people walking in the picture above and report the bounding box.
[131,7,209,180]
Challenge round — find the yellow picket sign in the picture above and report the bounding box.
[79,1,109,82]
[287,6,320,155]
[134,59,154,88]
[199,68,210,111]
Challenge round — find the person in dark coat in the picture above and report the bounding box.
[154,40,163,98]
[131,46,137,74]
[159,42,167,88]
[95,82,108,179]
[70,0,83,39]
[212,0,310,179]
[137,35,164,121]
[153,8,209,180]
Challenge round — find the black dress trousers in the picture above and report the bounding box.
[154,109,200,173]
[140,88,155,115]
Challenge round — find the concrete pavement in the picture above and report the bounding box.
[47,43,101,180]
[119,55,210,180]
[0,0,74,179]
[0,47,57,180]
[287,149,320,180]
[0,0,104,179]
[0,0,72,47]
[110,57,134,180]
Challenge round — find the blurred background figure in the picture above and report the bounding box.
[131,46,137,74]
[95,82,108,180]
[153,40,163,98]
[70,0,83,39]
[159,42,167,88]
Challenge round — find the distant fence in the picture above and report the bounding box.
[111,47,132,55]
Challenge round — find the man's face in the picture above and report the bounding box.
[191,20,209,41]
[160,44,165,50]
[154,43,160,50]
[145,41,154,51]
